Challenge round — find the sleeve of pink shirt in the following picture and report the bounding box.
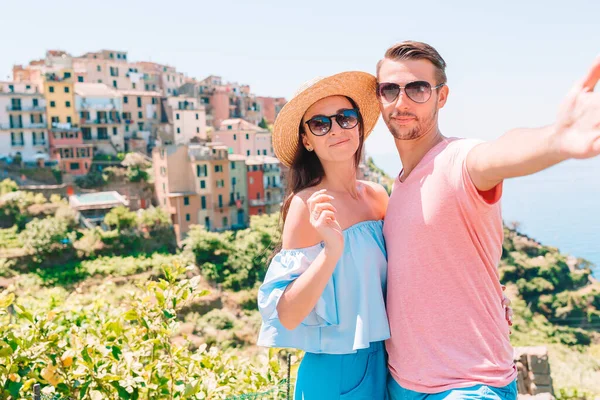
[450,138,503,211]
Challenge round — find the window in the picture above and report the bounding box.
[11,132,24,146]
[51,116,59,124]
[176,114,180,120]
[8,85,14,92]
[64,87,70,93]
[110,66,118,77]
[233,134,237,140]
[97,65,101,72]
[78,76,84,83]
[257,192,261,200]
[184,196,190,206]
[227,125,232,130]
[113,80,117,88]
[201,196,206,210]
[223,216,228,227]
[49,86,55,93]
[138,111,143,119]
[63,72,71,79]
[177,128,180,134]
[200,180,206,189]
[98,127,108,139]
[218,195,223,207]
[246,134,249,140]
[196,113,199,120]
[137,97,142,108]
[186,214,190,222]
[70,162,80,170]
[124,96,128,104]
[263,149,267,155]
[246,150,250,156]
[231,162,236,170]
[162,183,166,192]
[67,116,72,124]
[204,216,210,229]
[196,127,199,133]
[152,98,157,105]
[110,53,114,58]
[50,101,56,108]
[33,98,38,107]
[65,101,71,108]
[82,127,92,140]
[113,127,118,136]
[132,83,136,89]
[232,177,236,185]
[138,122,144,131]
[249,177,254,184]
[196,164,208,177]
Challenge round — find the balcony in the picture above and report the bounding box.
[249,199,266,207]
[10,141,25,147]
[0,123,47,130]
[229,197,245,208]
[81,118,121,125]
[44,73,73,83]
[214,203,229,210]
[33,140,47,146]
[51,126,80,133]
[6,105,46,112]
[249,198,281,207]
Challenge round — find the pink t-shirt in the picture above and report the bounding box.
[384,137,517,393]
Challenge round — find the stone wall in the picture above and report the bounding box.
[515,346,554,397]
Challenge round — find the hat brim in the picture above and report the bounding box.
[273,71,380,167]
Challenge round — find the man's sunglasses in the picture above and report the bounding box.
[304,108,359,136]
[376,81,445,104]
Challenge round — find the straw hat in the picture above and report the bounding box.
[273,71,380,167]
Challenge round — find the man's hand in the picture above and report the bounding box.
[467,56,600,192]
[553,57,600,159]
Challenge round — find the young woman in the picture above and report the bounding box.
[257,71,389,399]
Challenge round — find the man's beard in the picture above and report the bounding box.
[386,107,438,140]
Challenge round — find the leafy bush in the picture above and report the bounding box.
[104,206,137,232]
[74,171,106,189]
[0,263,290,399]
[200,309,235,330]
[19,217,76,263]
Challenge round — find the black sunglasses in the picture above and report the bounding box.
[304,108,359,136]
[376,81,445,104]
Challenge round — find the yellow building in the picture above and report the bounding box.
[44,69,93,175]
[44,69,77,128]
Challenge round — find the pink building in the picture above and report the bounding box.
[256,96,287,124]
[213,119,273,157]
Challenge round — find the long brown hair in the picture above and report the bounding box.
[270,96,365,257]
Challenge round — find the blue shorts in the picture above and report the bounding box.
[294,341,388,399]
[387,375,517,400]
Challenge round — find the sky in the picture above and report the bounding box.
[1,0,598,175]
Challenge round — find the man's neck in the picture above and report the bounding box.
[395,128,445,181]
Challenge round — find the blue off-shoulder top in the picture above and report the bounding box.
[257,220,390,354]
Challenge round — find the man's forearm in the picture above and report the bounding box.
[467,125,568,191]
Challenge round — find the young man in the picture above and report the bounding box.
[378,41,600,399]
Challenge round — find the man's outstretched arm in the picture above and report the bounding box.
[467,57,600,192]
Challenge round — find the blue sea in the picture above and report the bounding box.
[501,157,600,278]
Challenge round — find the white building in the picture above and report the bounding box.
[0,81,49,162]
[166,96,208,145]
[75,83,125,155]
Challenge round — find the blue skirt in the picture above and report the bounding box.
[295,341,388,399]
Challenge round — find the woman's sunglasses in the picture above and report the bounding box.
[304,108,359,136]
[376,81,445,104]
